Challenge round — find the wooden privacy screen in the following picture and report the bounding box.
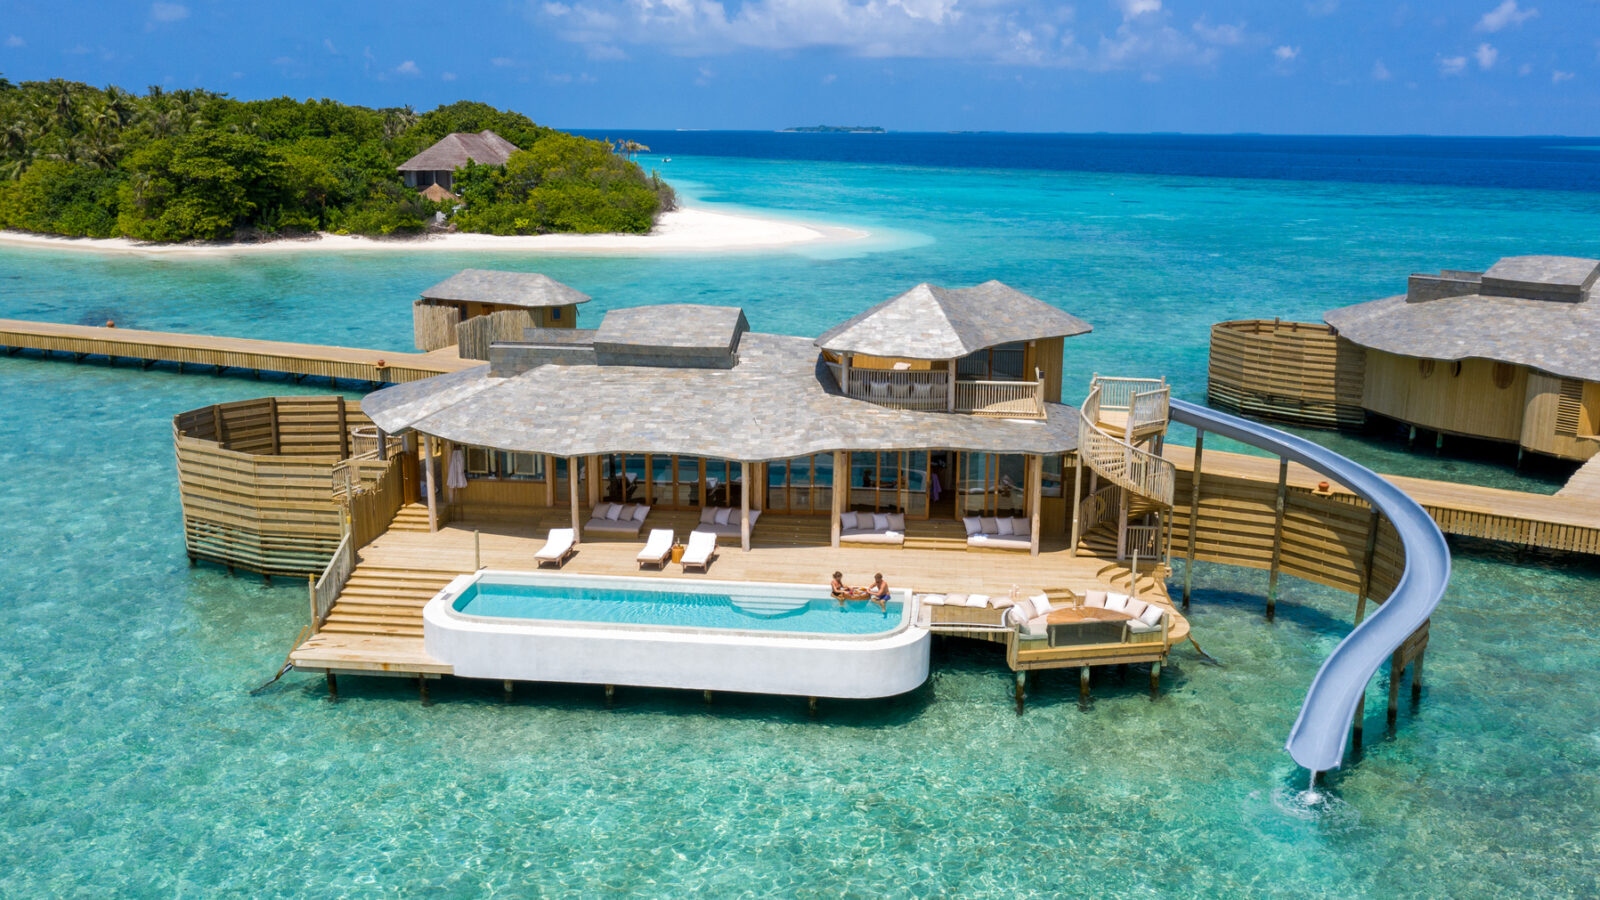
[1208,319,1366,429]
[456,309,540,361]
[1171,470,1405,606]
[173,396,405,576]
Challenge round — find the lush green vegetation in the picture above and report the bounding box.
[0,77,674,242]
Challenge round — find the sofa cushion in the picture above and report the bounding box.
[873,512,890,531]
[1123,598,1148,619]
[1139,604,1164,626]
[980,516,1000,535]
[1005,606,1029,627]
[962,515,982,536]
[943,593,968,607]
[700,507,718,524]
[592,502,613,520]
[749,510,761,527]
[1126,619,1160,634]
[995,517,1013,536]
[1012,517,1031,537]
[632,504,650,522]
[1084,590,1107,608]
[990,595,1015,609]
[1029,593,1053,617]
[1020,615,1050,638]
[608,504,627,521]
[714,507,733,526]
[965,594,991,608]
[840,511,858,530]
[919,594,946,606]
[1105,594,1129,613]
[887,513,906,531]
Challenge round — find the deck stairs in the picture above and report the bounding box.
[1074,375,1176,560]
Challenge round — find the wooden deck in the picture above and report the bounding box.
[290,504,1187,679]
[0,318,477,384]
[1167,444,1600,556]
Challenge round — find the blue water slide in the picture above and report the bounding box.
[1167,399,1451,774]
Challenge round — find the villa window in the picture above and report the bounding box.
[703,459,743,508]
[767,454,834,514]
[464,446,544,481]
[957,342,1028,381]
[956,452,1027,517]
[1041,454,1064,498]
[847,451,929,517]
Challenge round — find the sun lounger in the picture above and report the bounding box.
[681,530,717,572]
[535,528,576,568]
[637,528,674,570]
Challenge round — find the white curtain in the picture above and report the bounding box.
[447,448,468,490]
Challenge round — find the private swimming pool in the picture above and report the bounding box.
[423,571,930,698]
[450,575,905,636]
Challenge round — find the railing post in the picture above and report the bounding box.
[1183,430,1203,609]
[1267,456,1289,621]
[308,573,318,631]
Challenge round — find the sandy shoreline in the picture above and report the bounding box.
[0,206,868,257]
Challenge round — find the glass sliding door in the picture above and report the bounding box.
[704,459,742,508]
[845,451,929,517]
[765,454,834,514]
[956,452,1028,517]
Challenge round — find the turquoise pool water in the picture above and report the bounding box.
[1,148,1599,896]
[452,576,902,635]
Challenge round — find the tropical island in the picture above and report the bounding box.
[0,78,676,242]
[782,125,886,133]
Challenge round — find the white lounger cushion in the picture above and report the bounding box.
[1139,604,1164,626]
[536,528,574,559]
[840,511,859,530]
[962,516,982,536]
[682,531,717,566]
[749,510,761,526]
[637,529,673,561]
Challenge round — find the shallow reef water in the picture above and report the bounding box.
[2,142,1598,896]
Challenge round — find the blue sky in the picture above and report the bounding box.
[1,0,1595,133]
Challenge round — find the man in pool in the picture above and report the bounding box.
[830,571,869,605]
[867,573,890,610]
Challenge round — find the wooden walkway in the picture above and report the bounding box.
[290,505,1186,679]
[0,318,478,384]
[1166,444,1600,556]
[1555,453,1600,503]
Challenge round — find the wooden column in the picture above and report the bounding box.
[568,456,581,543]
[545,455,556,507]
[830,450,845,548]
[1266,456,1289,621]
[839,354,851,395]
[401,432,418,502]
[1027,454,1042,556]
[1069,451,1084,557]
[740,464,751,552]
[268,397,281,455]
[1182,430,1203,609]
[586,455,601,509]
[376,428,387,461]
[1115,487,1129,560]
[422,434,438,533]
[947,360,957,411]
[336,396,350,459]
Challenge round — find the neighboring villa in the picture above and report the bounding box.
[397,130,520,197]
[1210,254,1600,463]
[412,268,587,358]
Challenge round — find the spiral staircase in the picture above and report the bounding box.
[1071,375,1175,563]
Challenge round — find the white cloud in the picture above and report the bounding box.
[821,72,838,84]
[5,34,23,48]
[491,56,518,67]
[1437,55,1467,75]
[1474,42,1497,69]
[323,38,338,54]
[1518,62,1531,75]
[149,2,188,22]
[395,59,420,76]
[1475,0,1536,33]
[695,65,714,86]
[1551,69,1574,83]
[1305,0,1338,15]
[1117,0,1160,20]
[586,43,628,60]
[1192,19,1246,46]
[1372,59,1391,80]
[1273,44,1298,61]
[441,71,457,81]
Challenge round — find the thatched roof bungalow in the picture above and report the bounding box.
[397,130,519,192]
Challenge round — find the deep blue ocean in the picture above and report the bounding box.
[1,134,1598,897]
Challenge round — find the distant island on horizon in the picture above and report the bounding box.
[782,125,886,134]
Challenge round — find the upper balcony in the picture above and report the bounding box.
[824,357,1047,419]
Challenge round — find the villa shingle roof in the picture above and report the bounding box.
[397,130,519,172]
[420,269,591,309]
[1325,255,1600,382]
[815,281,1092,360]
[362,332,1079,461]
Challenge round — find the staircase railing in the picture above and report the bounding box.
[1077,483,1120,535]
[1076,382,1175,508]
[309,533,354,632]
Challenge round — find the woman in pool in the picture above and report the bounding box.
[831,571,869,604]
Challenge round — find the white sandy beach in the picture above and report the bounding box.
[0,206,867,257]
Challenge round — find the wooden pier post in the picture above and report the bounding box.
[1079,666,1090,703]
[604,684,615,706]
[1015,671,1027,714]
[1149,662,1161,698]
[1411,651,1425,703]
[326,672,338,702]
[1387,651,1403,726]
[419,676,431,706]
[807,696,818,717]
[704,690,713,705]
[1352,691,1364,751]
[503,680,514,703]
[1183,430,1203,609]
[1266,456,1288,622]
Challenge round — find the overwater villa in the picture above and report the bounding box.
[1210,254,1600,464]
[139,269,1458,775]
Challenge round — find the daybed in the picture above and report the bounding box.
[915,591,1015,629]
[585,502,651,536]
[1010,589,1168,647]
[962,515,1032,551]
[694,506,760,539]
[838,510,905,546]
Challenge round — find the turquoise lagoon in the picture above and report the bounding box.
[1,151,1599,896]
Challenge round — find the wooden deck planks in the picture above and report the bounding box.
[0,318,478,383]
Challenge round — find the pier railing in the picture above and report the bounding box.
[310,533,354,631]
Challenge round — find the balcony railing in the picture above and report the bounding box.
[825,362,1047,419]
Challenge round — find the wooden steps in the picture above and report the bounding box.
[316,561,458,639]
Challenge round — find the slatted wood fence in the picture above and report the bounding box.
[1208,319,1366,429]
[173,396,407,576]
